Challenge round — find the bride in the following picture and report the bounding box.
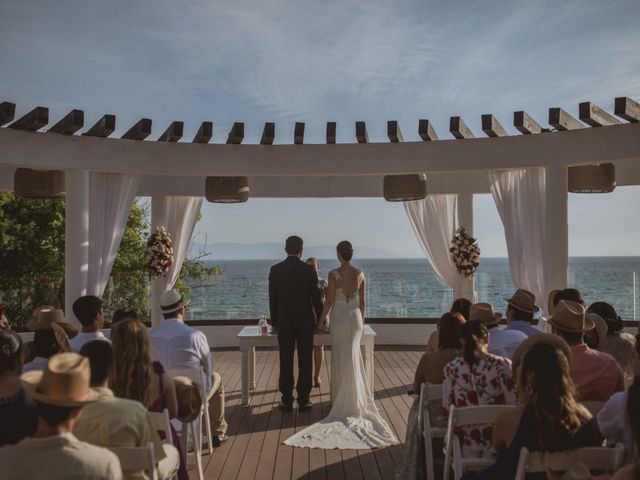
[284,241,399,449]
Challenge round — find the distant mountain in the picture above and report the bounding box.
[188,242,414,260]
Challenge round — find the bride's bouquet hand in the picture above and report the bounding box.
[315,318,327,333]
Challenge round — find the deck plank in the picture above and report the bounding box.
[204,346,422,479]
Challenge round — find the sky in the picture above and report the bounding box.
[1,0,640,257]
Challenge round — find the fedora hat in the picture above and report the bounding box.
[21,353,98,407]
[505,288,539,314]
[160,289,189,315]
[585,313,607,349]
[547,289,561,315]
[512,333,572,378]
[548,300,594,333]
[470,303,500,327]
[26,307,78,338]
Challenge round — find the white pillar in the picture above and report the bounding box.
[65,169,89,327]
[150,195,168,326]
[456,192,475,301]
[544,166,569,300]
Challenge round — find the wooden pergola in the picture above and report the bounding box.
[1,97,639,322]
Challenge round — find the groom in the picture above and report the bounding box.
[269,235,323,412]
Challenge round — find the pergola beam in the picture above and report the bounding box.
[615,97,640,123]
[157,121,183,142]
[227,122,244,144]
[450,116,474,139]
[549,108,584,131]
[9,107,48,131]
[122,118,152,140]
[355,121,368,143]
[192,121,213,143]
[49,109,84,135]
[579,102,620,127]
[260,122,275,145]
[418,119,438,141]
[294,122,305,144]
[514,111,542,135]
[481,114,508,137]
[387,121,403,143]
[83,115,116,137]
[1,122,638,177]
[0,102,16,126]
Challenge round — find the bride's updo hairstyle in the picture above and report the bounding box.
[336,241,353,261]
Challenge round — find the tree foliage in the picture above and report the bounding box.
[0,193,218,326]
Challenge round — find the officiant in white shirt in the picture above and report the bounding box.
[150,289,228,445]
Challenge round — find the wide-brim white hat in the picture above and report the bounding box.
[160,289,189,314]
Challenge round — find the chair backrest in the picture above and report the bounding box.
[420,382,445,480]
[514,446,624,480]
[108,442,158,480]
[581,401,605,417]
[148,408,172,444]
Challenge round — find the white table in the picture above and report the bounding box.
[237,325,377,405]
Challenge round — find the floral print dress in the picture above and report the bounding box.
[442,354,516,459]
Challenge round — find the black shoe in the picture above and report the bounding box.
[277,402,293,412]
[298,401,313,412]
[211,434,228,447]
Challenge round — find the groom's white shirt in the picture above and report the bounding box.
[149,318,213,393]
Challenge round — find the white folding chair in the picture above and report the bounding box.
[581,401,605,417]
[419,382,445,480]
[149,408,173,445]
[443,404,518,480]
[514,445,624,480]
[108,442,158,480]
[169,369,207,480]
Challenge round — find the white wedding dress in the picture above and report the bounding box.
[284,270,399,449]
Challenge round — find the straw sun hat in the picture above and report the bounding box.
[21,353,99,407]
[469,303,501,327]
[26,307,78,338]
[505,289,539,314]
[548,300,595,333]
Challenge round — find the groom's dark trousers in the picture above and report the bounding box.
[269,256,323,405]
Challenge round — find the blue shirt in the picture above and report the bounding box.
[505,320,541,337]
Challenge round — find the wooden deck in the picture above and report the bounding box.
[199,346,421,480]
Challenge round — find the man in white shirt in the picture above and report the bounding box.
[470,303,527,359]
[150,289,228,445]
[69,295,110,352]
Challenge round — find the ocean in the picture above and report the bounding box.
[185,257,640,321]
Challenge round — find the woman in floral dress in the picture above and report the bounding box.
[442,319,516,459]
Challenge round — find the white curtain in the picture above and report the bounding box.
[404,194,465,297]
[87,173,140,297]
[157,196,203,291]
[488,168,548,315]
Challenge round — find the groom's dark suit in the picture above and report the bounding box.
[269,256,323,405]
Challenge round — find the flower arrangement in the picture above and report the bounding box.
[144,226,174,279]
[450,227,480,277]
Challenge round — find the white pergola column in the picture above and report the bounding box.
[456,192,475,301]
[64,169,89,327]
[150,195,168,326]
[544,165,569,300]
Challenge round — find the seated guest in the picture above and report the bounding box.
[398,312,466,478]
[588,301,636,376]
[75,341,179,480]
[150,290,228,445]
[612,374,640,479]
[443,320,517,459]
[583,313,607,350]
[504,289,541,337]
[70,295,110,352]
[23,307,78,372]
[467,335,602,479]
[597,333,640,461]
[470,303,526,359]
[0,353,123,479]
[111,318,187,480]
[111,307,139,325]
[0,332,37,446]
[426,298,472,351]
[550,300,624,401]
[414,312,466,391]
